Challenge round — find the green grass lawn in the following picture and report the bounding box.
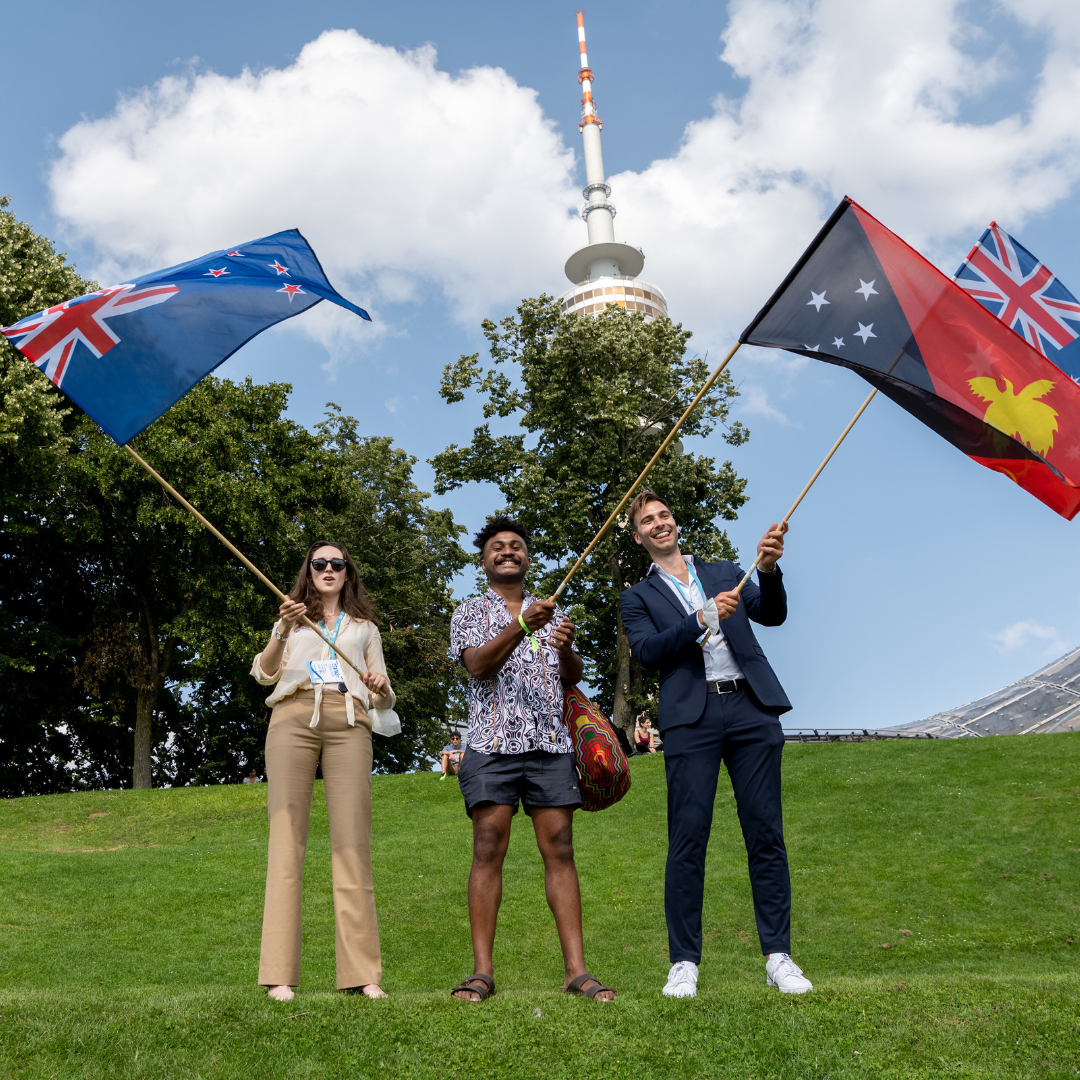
[1,734,1078,1079]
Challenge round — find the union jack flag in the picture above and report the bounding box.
[954,222,1080,381]
[4,283,178,389]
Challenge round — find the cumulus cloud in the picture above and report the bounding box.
[989,619,1064,653]
[49,30,581,331]
[738,385,797,426]
[47,1,1080,390]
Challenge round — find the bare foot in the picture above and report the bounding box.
[267,984,294,1001]
[357,984,386,999]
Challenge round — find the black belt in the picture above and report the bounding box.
[706,678,749,695]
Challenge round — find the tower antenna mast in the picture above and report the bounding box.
[576,11,616,247]
[560,12,668,320]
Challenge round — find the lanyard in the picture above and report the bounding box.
[664,558,706,612]
[320,611,345,659]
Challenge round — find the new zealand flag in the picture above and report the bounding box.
[1,230,370,445]
[742,198,1080,520]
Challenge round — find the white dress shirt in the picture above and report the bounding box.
[648,555,746,682]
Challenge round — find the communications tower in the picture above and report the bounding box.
[559,12,668,321]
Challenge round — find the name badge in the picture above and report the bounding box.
[306,659,344,684]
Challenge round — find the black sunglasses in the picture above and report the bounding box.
[311,558,346,573]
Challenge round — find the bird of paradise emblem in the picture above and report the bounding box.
[968,377,1059,456]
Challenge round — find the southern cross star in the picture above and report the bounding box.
[855,322,876,343]
[204,268,229,278]
[269,260,291,276]
[278,283,306,301]
[855,279,879,300]
[807,290,829,311]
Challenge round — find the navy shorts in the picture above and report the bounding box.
[458,748,581,818]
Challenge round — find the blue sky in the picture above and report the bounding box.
[6,0,1080,730]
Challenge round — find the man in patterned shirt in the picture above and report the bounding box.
[448,516,615,1003]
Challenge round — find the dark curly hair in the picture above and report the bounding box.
[473,515,531,552]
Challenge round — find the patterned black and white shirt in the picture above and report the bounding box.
[450,589,575,755]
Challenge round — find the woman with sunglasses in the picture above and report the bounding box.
[251,542,400,1001]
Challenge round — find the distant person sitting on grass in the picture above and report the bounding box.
[440,732,464,778]
[243,768,263,783]
[447,516,615,1004]
[635,718,656,755]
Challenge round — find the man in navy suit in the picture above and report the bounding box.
[619,490,812,998]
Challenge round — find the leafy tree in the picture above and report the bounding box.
[0,194,94,524]
[0,194,102,795]
[20,381,468,791]
[431,296,749,744]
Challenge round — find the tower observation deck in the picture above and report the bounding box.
[559,13,668,321]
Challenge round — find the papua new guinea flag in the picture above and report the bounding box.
[741,197,1080,520]
[1,230,370,446]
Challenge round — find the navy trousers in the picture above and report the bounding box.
[663,688,790,962]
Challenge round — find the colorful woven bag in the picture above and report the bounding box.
[562,684,631,812]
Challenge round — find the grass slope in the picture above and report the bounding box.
[1,734,1078,1079]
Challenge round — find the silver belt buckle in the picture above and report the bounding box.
[714,680,733,695]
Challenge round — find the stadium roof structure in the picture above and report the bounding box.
[890,645,1080,738]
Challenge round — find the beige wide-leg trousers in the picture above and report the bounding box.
[258,688,382,990]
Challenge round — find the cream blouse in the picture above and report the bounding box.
[250,615,401,736]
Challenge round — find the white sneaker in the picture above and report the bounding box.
[662,960,699,998]
[765,953,813,994]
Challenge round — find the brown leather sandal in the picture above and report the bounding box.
[450,973,494,1002]
[565,972,616,1000]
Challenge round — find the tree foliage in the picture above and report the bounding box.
[0,194,94,510]
[0,197,467,795]
[1,193,101,794]
[431,296,750,741]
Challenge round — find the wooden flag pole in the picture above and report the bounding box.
[727,345,906,600]
[696,384,879,645]
[731,385,879,596]
[550,341,743,601]
[121,444,368,678]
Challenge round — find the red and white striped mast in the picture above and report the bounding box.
[576,11,615,246]
[565,11,646,285]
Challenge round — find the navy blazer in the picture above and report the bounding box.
[620,557,791,732]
